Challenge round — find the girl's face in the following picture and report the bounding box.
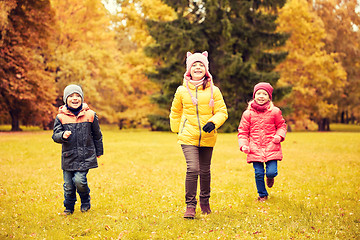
[254,89,270,105]
[67,93,82,109]
[190,61,206,80]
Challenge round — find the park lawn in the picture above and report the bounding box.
[0,130,359,239]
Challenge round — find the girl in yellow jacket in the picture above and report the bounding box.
[170,51,228,219]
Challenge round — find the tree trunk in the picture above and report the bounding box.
[118,119,125,130]
[351,113,356,124]
[317,118,330,131]
[287,124,292,132]
[9,109,22,131]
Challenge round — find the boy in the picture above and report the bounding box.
[52,84,103,215]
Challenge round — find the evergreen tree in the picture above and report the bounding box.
[146,0,288,132]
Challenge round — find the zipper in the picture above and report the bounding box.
[196,87,201,146]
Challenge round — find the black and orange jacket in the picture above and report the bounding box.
[52,103,103,171]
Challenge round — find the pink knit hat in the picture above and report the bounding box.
[184,51,214,107]
[253,82,273,100]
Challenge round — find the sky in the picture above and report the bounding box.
[102,0,119,14]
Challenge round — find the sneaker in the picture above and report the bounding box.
[266,178,274,188]
[184,207,196,219]
[257,196,268,202]
[81,205,91,213]
[64,209,74,215]
[200,204,211,215]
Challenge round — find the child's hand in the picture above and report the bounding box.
[272,135,281,144]
[203,122,215,133]
[241,145,250,154]
[63,130,72,139]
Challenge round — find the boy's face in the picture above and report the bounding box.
[254,89,270,105]
[190,61,206,80]
[67,93,82,109]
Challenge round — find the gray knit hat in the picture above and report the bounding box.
[63,84,84,103]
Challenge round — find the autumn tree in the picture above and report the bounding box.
[0,0,56,131]
[276,0,347,131]
[145,0,288,132]
[49,0,132,125]
[312,0,360,124]
[105,0,176,128]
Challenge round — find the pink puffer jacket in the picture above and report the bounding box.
[237,104,287,163]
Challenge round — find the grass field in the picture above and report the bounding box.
[0,128,359,239]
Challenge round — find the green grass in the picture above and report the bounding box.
[0,130,359,239]
[330,123,360,132]
[0,125,43,131]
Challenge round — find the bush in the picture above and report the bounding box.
[147,114,170,131]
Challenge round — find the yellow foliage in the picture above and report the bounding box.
[103,0,176,127]
[50,0,140,125]
[276,0,346,125]
[0,1,16,34]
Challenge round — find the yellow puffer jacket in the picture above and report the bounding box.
[170,81,228,147]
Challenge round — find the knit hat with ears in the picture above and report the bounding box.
[184,51,214,107]
[63,84,84,103]
[253,82,273,100]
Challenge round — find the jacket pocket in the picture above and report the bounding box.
[84,147,97,167]
[181,119,187,133]
[268,141,281,152]
[62,149,77,169]
[85,147,96,159]
[248,142,257,154]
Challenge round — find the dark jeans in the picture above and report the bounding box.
[63,170,90,210]
[181,145,213,208]
[253,160,278,197]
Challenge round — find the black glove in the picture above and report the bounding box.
[202,122,215,133]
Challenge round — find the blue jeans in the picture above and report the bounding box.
[253,160,278,198]
[63,170,90,210]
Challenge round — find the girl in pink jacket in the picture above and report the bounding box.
[237,82,287,202]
